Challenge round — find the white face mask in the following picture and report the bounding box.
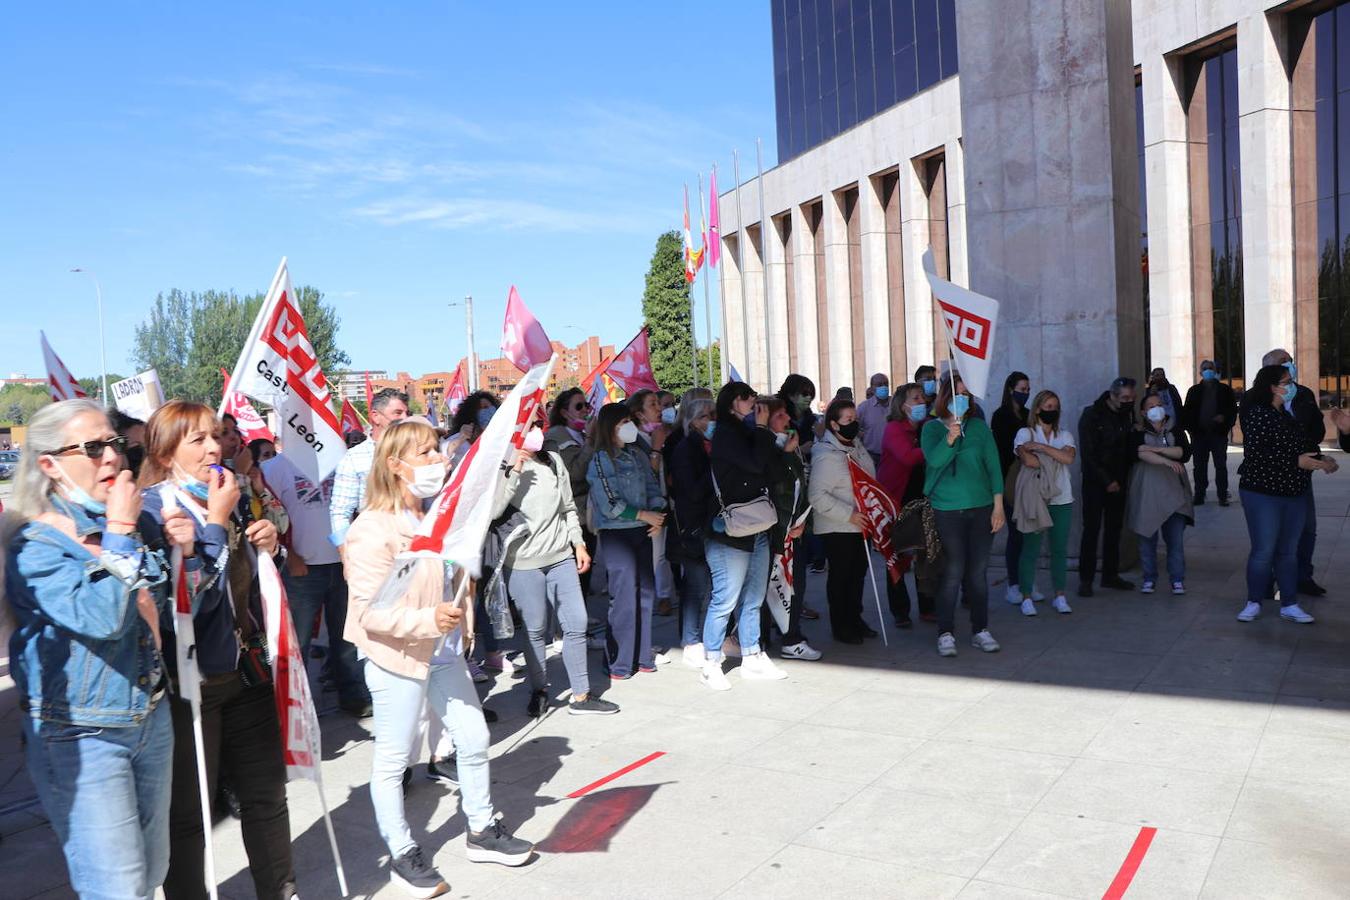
[523,428,544,452]
[617,421,639,445]
[403,461,447,498]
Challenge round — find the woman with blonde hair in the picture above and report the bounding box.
[1013,390,1077,615]
[345,419,531,896]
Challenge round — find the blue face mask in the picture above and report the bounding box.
[49,458,107,515]
[661,407,677,426]
[1284,361,1297,381]
[922,379,936,397]
[703,421,716,440]
[1282,382,1298,405]
[908,403,928,422]
[174,462,213,502]
[477,406,496,429]
[874,386,890,401]
[950,395,971,418]
[1201,369,1219,381]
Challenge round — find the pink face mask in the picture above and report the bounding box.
[523,428,544,452]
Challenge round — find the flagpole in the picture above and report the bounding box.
[315,782,349,896]
[685,183,699,389]
[756,138,772,393]
[699,172,715,387]
[714,162,730,384]
[863,547,890,648]
[732,149,750,386]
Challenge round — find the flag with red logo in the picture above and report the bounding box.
[500,285,553,373]
[707,167,721,268]
[41,331,86,402]
[765,498,811,632]
[923,248,1001,400]
[220,368,275,444]
[606,327,660,394]
[339,398,363,436]
[446,362,468,415]
[220,258,345,483]
[847,456,902,584]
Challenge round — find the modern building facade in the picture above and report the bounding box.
[721,0,1350,421]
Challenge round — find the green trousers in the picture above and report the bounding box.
[1020,503,1072,593]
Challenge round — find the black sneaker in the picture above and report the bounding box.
[568,696,620,715]
[1299,579,1328,597]
[1102,576,1134,591]
[402,766,413,793]
[1218,494,1231,507]
[426,756,458,785]
[1193,493,1205,506]
[858,623,879,639]
[466,819,533,866]
[1078,583,1095,598]
[527,689,549,718]
[390,845,448,898]
[482,707,498,723]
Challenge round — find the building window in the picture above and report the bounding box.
[1136,76,1150,370]
[1186,46,1244,388]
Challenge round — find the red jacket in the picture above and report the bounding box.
[878,419,924,507]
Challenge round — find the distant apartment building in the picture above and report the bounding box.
[333,369,389,402]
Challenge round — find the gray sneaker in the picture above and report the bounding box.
[971,630,1001,653]
[466,819,533,867]
[390,845,448,898]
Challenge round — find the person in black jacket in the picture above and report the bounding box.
[763,397,819,661]
[1146,368,1185,425]
[1181,359,1238,506]
[1333,407,1350,453]
[700,382,788,691]
[990,370,1030,603]
[669,396,715,669]
[1077,377,1138,596]
[1262,348,1328,595]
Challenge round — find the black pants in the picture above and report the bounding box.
[886,567,934,623]
[822,532,868,639]
[1192,434,1229,499]
[579,528,598,596]
[165,675,295,900]
[933,507,994,635]
[1079,481,1126,586]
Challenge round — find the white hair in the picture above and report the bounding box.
[8,399,110,522]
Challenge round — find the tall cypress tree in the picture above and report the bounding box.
[642,230,698,394]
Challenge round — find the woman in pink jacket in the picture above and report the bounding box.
[877,382,931,627]
[345,419,532,897]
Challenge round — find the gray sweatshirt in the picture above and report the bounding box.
[492,450,585,569]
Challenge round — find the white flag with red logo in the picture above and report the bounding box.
[765,500,811,633]
[220,368,275,444]
[446,362,468,415]
[501,286,554,373]
[41,331,87,402]
[923,248,1000,400]
[606,327,659,394]
[220,258,344,483]
[170,549,202,706]
[847,457,903,584]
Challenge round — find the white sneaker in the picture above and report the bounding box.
[682,643,706,669]
[937,633,957,657]
[1237,602,1262,622]
[1171,582,1186,596]
[1140,581,1156,594]
[780,641,822,661]
[701,660,731,691]
[740,652,788,681]
[1052,595,1072,614]
[721,637,742,658]
[1032,587,1046,602]
[653,648,674,666]
[971,630,1001,653]
[1280,604,1316,624]
[1020,598,1037,617]
[1005,584,1022,605]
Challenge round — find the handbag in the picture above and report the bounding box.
[710,468,777,538]
[891,455,957,558]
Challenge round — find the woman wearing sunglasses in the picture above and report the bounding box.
[3,399,190,898]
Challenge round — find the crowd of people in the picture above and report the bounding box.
[2,344,1348,898]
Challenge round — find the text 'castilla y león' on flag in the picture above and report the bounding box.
[220,258,344,483]
[922,248,1001,400]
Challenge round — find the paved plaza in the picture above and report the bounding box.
[3,453,1350,898]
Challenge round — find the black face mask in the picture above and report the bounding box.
[835,421,860,441]
[124,445,145,478]
[1039,409,1060,426]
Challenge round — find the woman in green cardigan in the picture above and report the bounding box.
[920,371,1005,657]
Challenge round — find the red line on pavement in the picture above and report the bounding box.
[1102,826,1158,900]
[566,751,666,799]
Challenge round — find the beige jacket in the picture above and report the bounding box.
[343,508,472,678]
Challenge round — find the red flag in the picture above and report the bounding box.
[847,456,902,584]
[364,371,374,410]
[41,331,86,402]
[708,167,721,268]
[500,286,554,373]
[220,368,275,444]
[446,362,468,415]
[340,398,363,436]
[606,328,659,394]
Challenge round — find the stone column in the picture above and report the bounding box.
[763,216,791,390]
[822,189,855,393]
[956,0,1143,423]
[859,173,894,378]
[740,224,767,391]
[1237,12,1296,381]
[791,203,823,392]
[900,161,936,377]
[945,137,970,287]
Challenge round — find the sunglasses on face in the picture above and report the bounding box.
[47,436,128,459]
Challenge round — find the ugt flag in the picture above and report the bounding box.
[923,248,1000,400]
[220,368,275,444]
[221,258,344,483]
[501,286,553,373]
[41,331,86,402]
[847,456,902,584]
[606,327,659,394]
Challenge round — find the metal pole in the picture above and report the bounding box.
[464,294,477,392]
[757,138,772,392]
[685,183,698,389]
[699,172,715,386]
[71,268,108,404]
[714,163,731,384]
[732,150,750,385]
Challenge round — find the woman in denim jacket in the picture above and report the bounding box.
[586,402,666,679]
[3,399,192,899]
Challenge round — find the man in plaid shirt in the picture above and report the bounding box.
[329,388,410,544]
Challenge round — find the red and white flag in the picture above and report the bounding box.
[446,362,468,416]
[765,500,810,633]
[41,331,86,402]
[847,457,902,584]
[339,398,364,436]
[923,248,1001,400]
[683,185,705,283]
[220,258,344,483]
[707,167,721,268]
[501,286,553,373]
[606,328,659,394]
[220,368,275,444]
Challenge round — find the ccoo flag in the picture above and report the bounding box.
[41,332,87,402]
[922,249,1001,400]
[220,258,344,483]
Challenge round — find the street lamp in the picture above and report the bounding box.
[70,267,108,405]
[447,295,478,392]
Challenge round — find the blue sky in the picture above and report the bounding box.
[0,2,776,381]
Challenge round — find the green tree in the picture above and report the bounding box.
[642,230,699,394]
[0,384,51,426]
[696,341,722,390]
[77,374,125,404]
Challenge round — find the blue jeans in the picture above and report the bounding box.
[600,527,656,677]
[24,701,173,900]
[680,556,711,647]
[1297,488,1316,582]
[1003,494,1023,589]
[702,534,770,662]
[507,559,591,697]
[365,655,494,855]
[1138,512,1186,584]
[934,506,994,636]
[1242,489,1307,607]
[284,562,367,704]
